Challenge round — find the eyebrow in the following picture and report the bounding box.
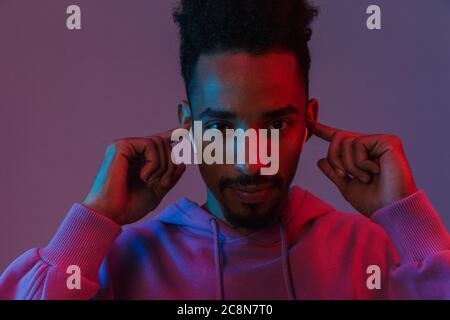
[198,108,236,120]
[261,104,300,119]
[198,104,300,120]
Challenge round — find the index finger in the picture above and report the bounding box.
[154,123,191,141]
[306,119,342,142]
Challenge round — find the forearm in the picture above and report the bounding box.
[372,189,450,299]
[0,203,121,300]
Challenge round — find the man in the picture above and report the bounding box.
[0,0,449,299]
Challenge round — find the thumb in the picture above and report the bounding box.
[317,158,348,193]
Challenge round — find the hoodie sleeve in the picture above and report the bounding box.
[0,203,121,300]
[371,189,450,299]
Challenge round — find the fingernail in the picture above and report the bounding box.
[337,168,346,178]
[361,176,370,183]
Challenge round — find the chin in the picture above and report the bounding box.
[221,195,282,230]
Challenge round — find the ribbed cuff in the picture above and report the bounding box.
[39,203,122,281]
[372,189,450,263]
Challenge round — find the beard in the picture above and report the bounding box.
[201,165,294,231]
[221,179,289,230]
[221,201,282,230]
[217,173,288,230]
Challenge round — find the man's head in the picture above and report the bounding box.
[173,0,319,230]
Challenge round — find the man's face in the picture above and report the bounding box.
[188,50,314,230]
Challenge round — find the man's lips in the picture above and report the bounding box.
[233,183,274,192]
[227,183,276,203]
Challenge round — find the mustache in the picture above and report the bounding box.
[219,173,283,190]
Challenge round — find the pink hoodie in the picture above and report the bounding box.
[0,186,449,299]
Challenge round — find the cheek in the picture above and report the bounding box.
[278,134,302,174]
[198,164,215,185]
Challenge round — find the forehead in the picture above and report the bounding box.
[189,51,306,117]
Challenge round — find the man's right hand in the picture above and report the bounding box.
[82,126,187,226]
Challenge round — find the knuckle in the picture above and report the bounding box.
[352,136,363,147]
[326,154,338,168]
[146,138,157,151]
[332,131,343,140]
[152,135,163,144]
[343,137,355,147]
[355,158,367,169]
[342,157,358,173]
[342,138,353,152]
[388,135,402,146]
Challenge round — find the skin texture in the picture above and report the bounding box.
[83,50,418,230]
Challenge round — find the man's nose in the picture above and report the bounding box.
[234,161,266,176]
[232,132,269,175]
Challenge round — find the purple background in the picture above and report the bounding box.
[1,0,449,273]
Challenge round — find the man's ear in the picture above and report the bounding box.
[306,98,319,140]
[177,100,192,127]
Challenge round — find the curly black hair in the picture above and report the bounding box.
[173,0,318,96]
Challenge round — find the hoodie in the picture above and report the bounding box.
[0,186,449,299]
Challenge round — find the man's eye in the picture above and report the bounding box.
[267,120,288,130]
[206,122,232,131]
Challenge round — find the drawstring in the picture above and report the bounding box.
[209,216,296,300]
[210,218,223,300]
[280,217,296,300]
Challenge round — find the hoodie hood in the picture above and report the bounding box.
[152,185,336,300]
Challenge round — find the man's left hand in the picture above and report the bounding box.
[306,119,418,217]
